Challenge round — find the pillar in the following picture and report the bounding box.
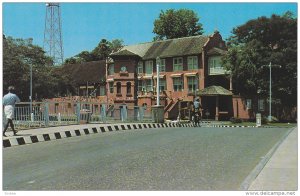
[215,96,219,121]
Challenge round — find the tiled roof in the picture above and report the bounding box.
[110,49,140,57]
[61,60,106,85]
[111,35,209,60]
[197,85,232,96]
[207,47,227,55]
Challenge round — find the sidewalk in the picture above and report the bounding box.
[248,127,298,191]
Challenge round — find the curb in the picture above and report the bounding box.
[239,126,297,190]
[2,122,193,148]
[2,122,278,148]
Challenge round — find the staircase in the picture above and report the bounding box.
[165,100,179,120]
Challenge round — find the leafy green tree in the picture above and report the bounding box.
[64,39,124,64]
[92,39,111,60]
[3,35,71,100]
[223,12,297,114]
[153,9,204,40]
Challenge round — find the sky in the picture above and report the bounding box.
[2,2,298,59]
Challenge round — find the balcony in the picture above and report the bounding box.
[209,67,226,75]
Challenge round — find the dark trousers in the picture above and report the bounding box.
[3,119,16,135]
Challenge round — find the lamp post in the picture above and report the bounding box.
[268,62,272,122]
[30,63,33,114]
[156,56,161,106]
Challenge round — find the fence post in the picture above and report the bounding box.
[30,112,34,122]
[44,102,49,127]
[58,113,61,124]
[120,105,126,122]
[101,104,106,123]
[122,105,128,122]
[76,102,81,124]
[139,106,144,121]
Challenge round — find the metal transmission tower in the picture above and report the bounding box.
[43,3,64,66]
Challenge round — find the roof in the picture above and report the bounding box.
[61,60,106,85]
[197,85,232,96]
[110,49,140,57]
[111,35,209,60]
[207,47,227,55]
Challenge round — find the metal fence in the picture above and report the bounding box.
[2,102,153,129]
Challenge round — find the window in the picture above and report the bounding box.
[138,80,144,92]
[137,61,143,74]
[187,76,197,92]
[109,82,114,93]
[108,64,114,75]
[100,85,106,96]
[208,56,225,75]
[126,82,131,95]
[145,79,153,92]
[159,59,166,72]
[116,82,121,94]
[173,77,183,91]
[258,99,265,111]
[188,56,198,70]
[145,61,153,75]
[173,57,183,71]
[246,99,252,109]
[159,79,166,92]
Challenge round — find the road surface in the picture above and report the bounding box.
[3,126,289,190]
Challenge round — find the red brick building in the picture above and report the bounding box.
[51,31,296,121]
[107,31,234,120]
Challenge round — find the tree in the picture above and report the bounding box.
[64,39,124,64]
[92,39,111,60]
[3,35,70,100]
[223,12,297,118]
[153,9,204,40]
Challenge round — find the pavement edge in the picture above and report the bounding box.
[239,126,297,190]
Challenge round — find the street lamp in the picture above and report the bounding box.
[156,56,161,106]
[268,62,272,122]
[30,63,33,114]
[24,57,33,115]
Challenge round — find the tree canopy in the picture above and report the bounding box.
[3,35,71,100]
[223,12,297,108]
[153,9,204,40]
[64,39,124,64]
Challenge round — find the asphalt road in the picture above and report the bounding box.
[3,126,290,191]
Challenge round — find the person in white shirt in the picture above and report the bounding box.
[3,86,20,137]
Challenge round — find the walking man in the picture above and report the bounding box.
[3,86,20,137]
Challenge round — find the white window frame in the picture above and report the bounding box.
[138,80,144,92]
[159,79,166,92]
[109,82,114,93]
[188,56,198,70]
[108,64,114,75]
[145,79,153,92]
[173,57,183,71]
[137,61,143,74]
[100,85,106,96]
[159,59,166,72]
[187,76,197,92]
[258,99,265,111]
[246,99,252,109]
[173,77,183,92]
[208,56,225,75]
[145,60,153,75]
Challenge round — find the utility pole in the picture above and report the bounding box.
[43,3,64,66]
[269,62,272,122]
[156,56,160,106]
